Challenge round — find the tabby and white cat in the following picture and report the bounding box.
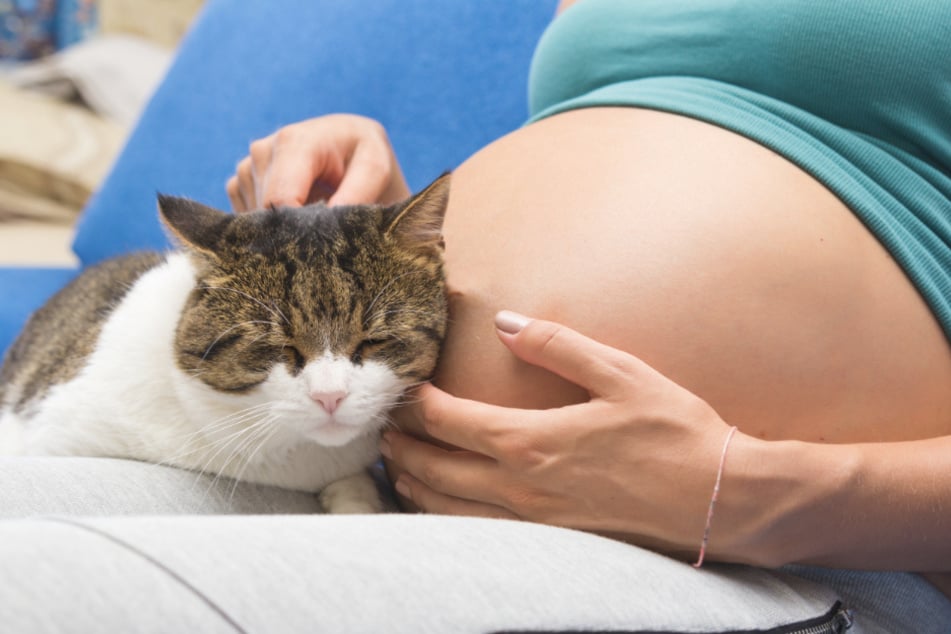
[0,174,450,513]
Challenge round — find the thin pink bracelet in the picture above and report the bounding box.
[692,425,739,569]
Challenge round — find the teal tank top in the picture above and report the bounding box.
[528,0,951,342]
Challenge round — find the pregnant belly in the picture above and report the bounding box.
[434,107,951,443]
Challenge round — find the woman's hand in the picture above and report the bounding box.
[226,114,410,212]
[382,311,740,559]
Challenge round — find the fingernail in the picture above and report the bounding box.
[378,436,392,459]
[395,478,412,500]
[495,310,532,334]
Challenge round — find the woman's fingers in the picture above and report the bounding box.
[260,129,343,208]
[394,473,519,520]
[394,314,660,477]
[328,140,391,206]
[328,127,409,206]
[226,114,409,212]
[229,132,331,212]
[231,156,257,212]
[495,311,648,398]
[382,430,507,507]
[385,313,739,548]
[400,383,557,460]
[248,135,275,206]
[225,174,244,212]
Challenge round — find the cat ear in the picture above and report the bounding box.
[157,195,233,256]
[383,172,450,251]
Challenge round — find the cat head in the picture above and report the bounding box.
[158,173,449,448]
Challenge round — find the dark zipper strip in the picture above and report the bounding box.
[494,600,853,634]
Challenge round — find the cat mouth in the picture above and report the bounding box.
[305,418,364,446]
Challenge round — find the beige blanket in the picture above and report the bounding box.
[0,81,125,224]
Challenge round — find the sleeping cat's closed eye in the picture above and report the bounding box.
[284,346,307,374]
[351,338,389,364]
[179,332,245,362]
[215,377,268,393]
[0,174,449,505]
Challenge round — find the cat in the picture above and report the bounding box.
[0,173,450,513]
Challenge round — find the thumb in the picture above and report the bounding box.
[494,311,641,396]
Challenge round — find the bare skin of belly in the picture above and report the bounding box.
[389,107,951,596]
[434,107,951,444]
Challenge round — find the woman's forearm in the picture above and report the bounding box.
[719,432,951,572]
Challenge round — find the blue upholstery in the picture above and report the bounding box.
[0,0,558,357]
[0,268,79,355]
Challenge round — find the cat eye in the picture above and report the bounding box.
[283,346,307,373]
[216,378,267,394]
[187,332,244,361]
[351,337,388,363]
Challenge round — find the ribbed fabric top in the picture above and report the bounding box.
[528,0,951,342]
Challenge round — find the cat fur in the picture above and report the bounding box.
[0,174,450,512]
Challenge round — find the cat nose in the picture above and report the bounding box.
[310,390,348,414]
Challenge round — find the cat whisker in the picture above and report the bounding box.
[201,415,283,503]
[387,380,432,398]
[135,410,278,506]
[162,402,276,450]
[193,414,275,474]
[401,379,433,389]
[155,402,279,470]
[375,412,406,436]
[6,185,449,518]
[190,415,278,499]
[245,330,275,349]
[226,417,284,502]
[389,398,426,411]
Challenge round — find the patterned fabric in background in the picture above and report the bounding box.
[0,0,97,59]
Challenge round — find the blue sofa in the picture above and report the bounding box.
[0,0,558,357]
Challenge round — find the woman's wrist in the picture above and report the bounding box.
[710,431,861,568]
[713,431,951,572]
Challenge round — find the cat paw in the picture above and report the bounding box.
[319,472,384,514]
